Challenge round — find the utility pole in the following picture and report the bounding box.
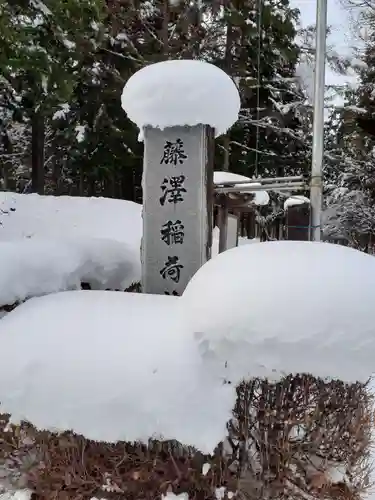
[310,0,328,242]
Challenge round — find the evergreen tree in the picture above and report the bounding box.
[323,42,375,250]
[0,0,310,201]
[0,0,105,193]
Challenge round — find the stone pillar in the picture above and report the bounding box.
[142,124,213,295]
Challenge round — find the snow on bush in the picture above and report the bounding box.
[121,60,240,140]
[0,189,265,309]
[0,192,141,247]
[0,241,374,500]
[0,291,234,453]
[0,193,142,307]
[182,240,375,384]
[0,238,141,307]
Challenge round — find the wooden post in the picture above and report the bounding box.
[218,195,228,254]
[285,201,311,241]
[142,124,213,295]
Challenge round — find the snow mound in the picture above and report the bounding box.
[0,192,142,250]
[284,195,310,210]
[0,291,234,453]
[121,60,240,140]
[213,171,269,206]
[0,193,142,306]
[0,238,140,306]
[182,241,375,384]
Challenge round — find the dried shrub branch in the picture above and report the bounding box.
[0,375,372,500]
[227,375,373,500]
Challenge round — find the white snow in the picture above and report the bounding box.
[0,238,140,306]
[214,171,250,185]
[0,492,31,500]
[29,0,52,16]
[163,494,188,500]
[75,124,86,142]
[295,57,315,104]
[52,103,70,121]
[202,463,211,476]
[326,463,347,484]
[0,192,141,247]
[0,193,142,306]
[212,226,259,257]
[351,58,368,70]
[214,171,270,206]
[182,240,375,384]
[284,195,310,210]
[121,60,240,140]
[215,487,235,500]
[0,291,234,454]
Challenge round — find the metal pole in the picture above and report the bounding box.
[310,0,328,242]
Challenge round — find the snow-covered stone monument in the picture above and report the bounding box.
[121,60,240,295]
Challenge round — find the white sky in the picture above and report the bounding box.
[290,0,358,87]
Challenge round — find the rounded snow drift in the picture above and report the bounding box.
[0,291,234,453]
[121,60,240,139]
[182,241,375,383]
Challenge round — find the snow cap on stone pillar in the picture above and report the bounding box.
[121,59,241,140]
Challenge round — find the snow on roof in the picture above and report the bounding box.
[121,60,240,140]
[214,171,250,185]
[0,291,234,453]
[0,193,142,305]
[213,171,270,206]
[182,240,375,384]
[284,195,310,210]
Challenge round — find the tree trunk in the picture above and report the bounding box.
[1,131,13,190]
[121,167,135,201]
[161,0,169,57]
[52,161,62,195]
[31,110,45,194]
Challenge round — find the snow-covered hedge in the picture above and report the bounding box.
[0,192,142,312]
[0,376,372,500]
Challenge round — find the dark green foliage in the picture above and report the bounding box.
[0,0,310,201]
